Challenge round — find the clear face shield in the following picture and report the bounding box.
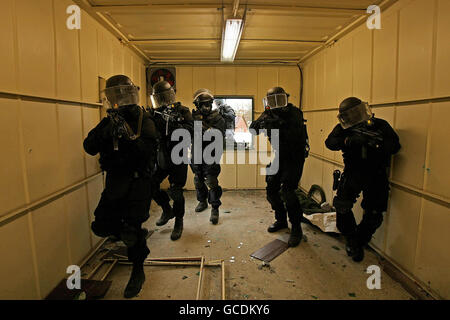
[263,93,288,110]
[338,102,373,129]
[151,87,176,108]
[102,85,140,109]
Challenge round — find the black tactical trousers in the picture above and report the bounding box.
[152,163,188,218]
[266,157,305,226]
[333,166,389,245]
[91,171,151,264]
[190,163,222,208]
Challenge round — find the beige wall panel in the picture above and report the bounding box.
[324,46,337,108]
[0,215,39,299]
[97,30,113,80]
[185,165,195,190]
[32,197,70,298]
[79,13,99,104]
[397,0,434,101]
[64,186,91,265]
[86,175,104,246]
[193,67,216,95]
[22,101,63,202]
[414,199,450,299]
[123,52,132,80]
[373,106,395,126]
[0,98,26,215]
[215,67,236,95]
[236,151,257,189]
[352,28,372,103]
[176,66,193,108]
[425,102,450,198]
[58,104,85,185]
[257,67,279,113]
[372,12,398,104]
[235,66,258,97]
[323,111,339,160]
[314,54,326,109]
[82,107,101,176]
[303,62,315,110]
[0,0,17,92]
[308,111,325,156]
[279,67,300,107]
[335,37,353,105]
[300,156,322,193]
[219,151,236,189]
[55,0,81,101]
[385,187,421,273]
[257,164,267,189]
[140,65,147,106]
[392,104,429,189]
[434,0,450,97]
[132,56,141,85]
[112,42,124,76]
[16,0,55,98]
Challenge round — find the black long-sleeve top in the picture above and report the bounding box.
[83,105,159,174]
[325,117,401,168]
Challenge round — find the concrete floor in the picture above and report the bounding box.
[98,190,413,300]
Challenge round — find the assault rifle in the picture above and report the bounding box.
[350,122,383,159]
[154,108,184,135]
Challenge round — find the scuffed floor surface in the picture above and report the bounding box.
[101,190,413,300]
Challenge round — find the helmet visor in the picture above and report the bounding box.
[263,93,288,109]
[102,85,139,108]
[338,102,372,129]
[151,87,176,108]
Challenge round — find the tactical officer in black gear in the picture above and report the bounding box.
[216,99,236,146]
[191,89,226,224]
[250,87,308,247]
[83,75,158,298]
[325,97,401,262]
[149,80,194,241]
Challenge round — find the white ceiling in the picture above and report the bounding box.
[82,0,386,64]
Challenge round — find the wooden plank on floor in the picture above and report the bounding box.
[250,239,289,262]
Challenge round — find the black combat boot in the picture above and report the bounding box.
[345,235,365,262]
[210,207,219,225]
[124,263,145,299]
[195,201,208,212]
[288,224,303,247]
[170,217,183,241]
[267,220,288,233]
[156,204,174,226]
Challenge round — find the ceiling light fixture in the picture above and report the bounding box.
[221,18,244,62]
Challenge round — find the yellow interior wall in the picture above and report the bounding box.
[300,0,450,299]
[0,0,148,299]
[157,65,301,191]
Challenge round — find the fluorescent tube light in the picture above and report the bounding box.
[221,19,243,62]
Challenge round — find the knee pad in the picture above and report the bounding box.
[364,210,384,229]
[208,185,222,202]
[168,184,184,203]
[333,196,354,213]
[205,175,219,190]
[194,175,205,189]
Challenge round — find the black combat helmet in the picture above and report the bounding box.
[263,87,289,109]
[193,88,214,115]
[338,97,373,129]
[151,80,176,108]
[102,75,140,108]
